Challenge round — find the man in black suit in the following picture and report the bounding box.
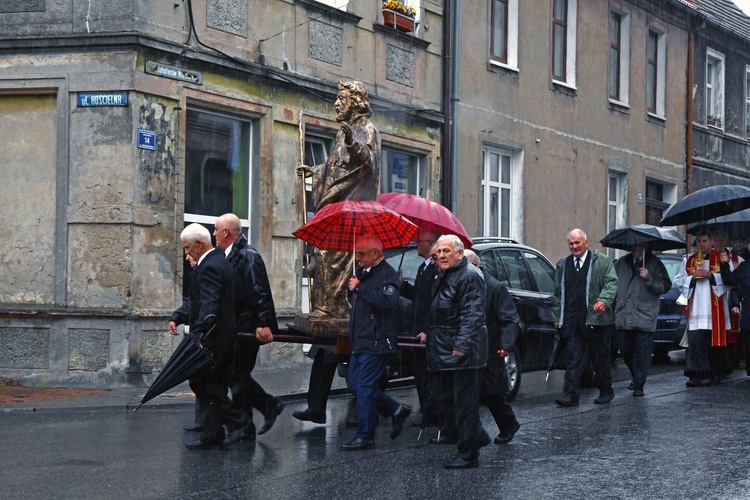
[214,213,284,441]
[465,250,521,445]
[174,223,248,449]
[400,229,440,427]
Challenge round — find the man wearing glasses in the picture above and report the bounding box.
[341,234,411,450]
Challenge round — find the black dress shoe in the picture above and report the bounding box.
[632,389,644,397]
[390,404,412,439]
[686,378,701,387]
[593,394,613,404]
[628,382,635,391]
[258,400,285,435]
[223,420,254,448]
[555,397,579,407]
[495,421,521,444]
[293,408,326,424]
[430,434,458,445]
[183,424,204,432]
[444,457,479,469]
[185,438,222,450]
[341,437,374,451]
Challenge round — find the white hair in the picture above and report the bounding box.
[181,223,211,245]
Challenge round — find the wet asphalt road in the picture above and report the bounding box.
[2,353,750,500]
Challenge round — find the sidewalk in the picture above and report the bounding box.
[0,362,350,412]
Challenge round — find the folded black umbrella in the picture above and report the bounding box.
[133,334,214,412]
[600,224,685,252]
[660,185,750,227]
[545,330,565,382]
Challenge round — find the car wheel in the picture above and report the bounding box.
[504,348,522,402]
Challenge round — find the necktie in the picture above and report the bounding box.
[575,258,581,271]
[634,258,642,269]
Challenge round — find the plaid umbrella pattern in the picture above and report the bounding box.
[292,200,419,251]
[376,192,473,248]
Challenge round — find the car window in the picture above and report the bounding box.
[659,256,683,285]
[384,247,423,284]
[478,250,510,287]
[498,249,533,291]
[524,250,555,294]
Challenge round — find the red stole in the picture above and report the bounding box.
[686,250,726,347]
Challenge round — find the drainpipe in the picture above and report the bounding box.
[449,0,461,214]
[441,0,455,209]
[685,19,705,251]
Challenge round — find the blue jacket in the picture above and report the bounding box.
[348,258,400,356]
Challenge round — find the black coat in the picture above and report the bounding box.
[348,258,400,356]
[721,261,750,329]
[485,274,520,367]
[185,249,237,364]
[226,234,279,335]
[426,257,488,371]
[401,260,440,336]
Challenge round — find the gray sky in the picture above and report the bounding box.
[734,0,750,16]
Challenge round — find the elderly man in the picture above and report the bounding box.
[297,81,380,320]
[170,223,247,449]
[424,235,490,469]
[400,229,441,426]
[465,249,521,445]
[342,234,411,451]
[614,243,672,396]
[213,213,284,442]
[552,229,618,407]
[675,231,730,386]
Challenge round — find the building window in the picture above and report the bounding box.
[607,172,627,259]
[745,65,750,136]
[316,0,347,10]
[645,179,676,227]
[609,10,630,104]
[490,0,518,69]
[381,148,426,195]
[646,28,666,118]
[183,107,256,293]
[706,48,725,128]
[481,146,522,239]
[551,0,577,87]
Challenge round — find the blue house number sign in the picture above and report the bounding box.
[138,129,156,151]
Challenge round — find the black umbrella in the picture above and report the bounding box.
[600,224,686,252]
[132,334,214,412]
[545,330,565,382]
[686,208,750,239]
[660,184,750,227]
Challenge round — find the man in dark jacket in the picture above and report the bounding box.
[720,251,750,375]
[399,229,441,426]
[424,235,491,469]
[172,223,247,449]
[465,250,521,444]
[214,213,284,441]
[342,234,411,451]
[552,229,618,407]
[614,243,672,396]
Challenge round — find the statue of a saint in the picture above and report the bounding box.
[297,81,380,323]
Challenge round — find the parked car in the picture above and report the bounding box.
[652,253,688,360]
[385,237,558,401]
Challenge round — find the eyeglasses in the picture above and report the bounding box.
[430,255,438,261]
[355,249,374,258]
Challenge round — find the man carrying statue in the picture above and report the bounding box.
[296,81,381,322]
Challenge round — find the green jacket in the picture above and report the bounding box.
[552,250,618,328]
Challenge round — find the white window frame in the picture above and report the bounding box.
[183,108,254,234]
[644,178,677,229]
[706,48,725,129]
[489,0,519,72]
[551,0,577,89]
[646,28,666,119]
[745,65,750,136]
[608,9,630,106]
[607,171,627,260]
[315,0,347,10]
[480,145,523,240]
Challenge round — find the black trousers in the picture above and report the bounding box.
[434,368,488,461]
[189,365,245,442]
[563,329,613,400]
[617,329,654,390]
[306,347,346,413]
[481,362,518,434]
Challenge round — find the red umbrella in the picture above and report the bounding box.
[292,200,419,251]
[377,192,473,248]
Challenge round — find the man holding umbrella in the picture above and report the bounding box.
[342,234,411,450]
[552,229,618,407]
[613,243,672,396]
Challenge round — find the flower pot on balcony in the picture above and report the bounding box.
[382,9,415,33]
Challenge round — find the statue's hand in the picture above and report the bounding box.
[340,122,353,146]
[296,164,311,178]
